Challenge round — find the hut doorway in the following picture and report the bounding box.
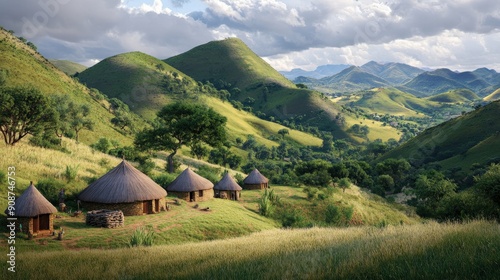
[155,199,160,212]
[190,191,195,202]
[32,216,39,233]
[142,201,152,214]
[231,192,236,200]
[39,214,50,231]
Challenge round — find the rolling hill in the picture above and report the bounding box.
[381,99,500,170]
[78,51,198,119]
[0,27,133,145]
[361,61,424,84]
[348,88,441,117]
[426,89,480,103]
[165,38,357,140]
[77,49,324,148]
[483,88,500,102]
[280,64,351,80]
[49,59,87,76]
[317,66,391,92]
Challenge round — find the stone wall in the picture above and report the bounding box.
[243,183,268,190]
[86,210,124,228]
[17,214,54,236]
[81,201,143,216]
[169,189,214,202]
[82,199,166,216]
[215,190,241,201]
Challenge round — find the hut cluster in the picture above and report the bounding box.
[6,160,269,236]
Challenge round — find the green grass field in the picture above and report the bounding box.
[1,220,498,279]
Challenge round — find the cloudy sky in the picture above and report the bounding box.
[1,0,500,72]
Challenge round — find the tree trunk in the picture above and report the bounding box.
[167,150,177,173]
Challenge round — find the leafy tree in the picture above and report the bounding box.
[111,111,133,131]
[91,138,111,153]
[295,159,332,187]
[474,164,500,206]
[135,102,227,173]
[68,103,93,143]
[0,87,56,145]
[321,134,334,153]
[376,174,395,192]
[376,158,411,186]
[109,97,129,113]
[276,141,288,159]
[415,171,457,217]
[190,142,209,160]
[338,177,351,192]
[278,128,289,140]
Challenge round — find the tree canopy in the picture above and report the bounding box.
[135,101,227,172]
[0,86,56,145]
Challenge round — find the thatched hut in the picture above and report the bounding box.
[167,168,214,202]
[5,182,57,236]
[78,160,167,216]
[243,169,269,190]
[214,173,242,200]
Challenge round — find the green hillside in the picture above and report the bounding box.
[77,51,323,148]
[165,37,295,89]
[381,100,500,169]
[349,88,441,117]
[0,28,132,145]
[484,88,500,102]
[78,51,198,119]
[318,66,390,93]
[49,59,87,76]
[165,38,353,140]
[426,89,480,103]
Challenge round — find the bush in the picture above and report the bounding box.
[154,173,178,190]
[195,165,221,184]
[325,203,353,226]
[129,226,155,247]
[37,178,65,204]
[65,165,79,182]
[91,138,111,153]
[138,158,155,176]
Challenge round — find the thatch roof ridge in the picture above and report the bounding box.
[78,160,166,203]
[5,183,57,217]
[167,168,214,192]
[243,169,269,184]
[214,173,242,191]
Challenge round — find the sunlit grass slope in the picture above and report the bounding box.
[381,100,500,168]
[78,51,196,119]
[49,59,87,76]
[0,28,133,145]
[3,221,498,279]
[350,88,441,117]
[426,88,480,103]
[202,96,322,147]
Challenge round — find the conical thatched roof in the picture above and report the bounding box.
[214,173,242,191]
[243,169,269,184]
[5,182,57,217]
[167,168,214,192]
[78,160,166,203]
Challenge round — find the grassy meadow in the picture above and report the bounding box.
[1,220,498,279]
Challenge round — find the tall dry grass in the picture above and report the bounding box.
[3,220,498,279]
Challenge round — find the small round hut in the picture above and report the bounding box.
[167,168,214,202]
[5,182,57,236]
[78,160,167,216]
[214,173,242,200]
[243,169,269,190]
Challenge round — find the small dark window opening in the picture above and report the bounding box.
[199,190,203,197]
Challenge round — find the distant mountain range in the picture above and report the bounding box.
[285,61,500,98]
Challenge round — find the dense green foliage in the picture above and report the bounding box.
[135,101,227,172]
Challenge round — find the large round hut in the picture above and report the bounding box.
[5,182,57,236]
[214,173,242,200]
[243,169,269,190]
[167,168,214,202]
[78,160,167,216]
